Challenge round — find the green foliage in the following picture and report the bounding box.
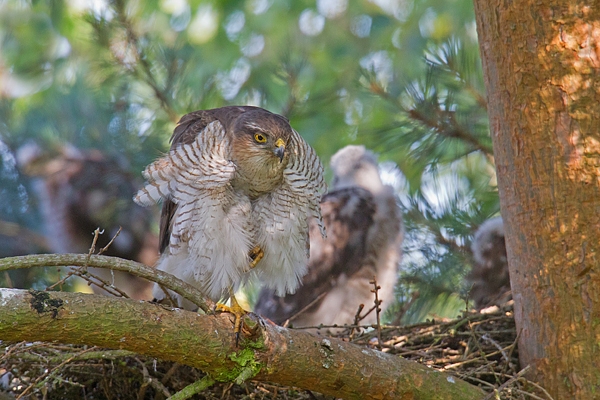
[0,0,499,323]
[370,40,500,324]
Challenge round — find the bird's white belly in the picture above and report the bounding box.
[252,199,310,297]
[153,194,254,306]
[153,192,310,308]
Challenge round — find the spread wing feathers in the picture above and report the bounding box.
[134,120,235,207]
[134,119,236,250]
[253,130,327,296]
[254,187,377,323]
[285,130,327,237]
[134,119,253,301]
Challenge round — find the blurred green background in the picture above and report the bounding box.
[0,0,499,324]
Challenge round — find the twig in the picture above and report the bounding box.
[512,388,548,400]
[481,334,509,363]
[501,328,520,376]
[46,266,131,298]
[46,254,130,296]
[99,226,122,255]
[349,304,365,340]
[169,376,216,400]
[284,291,329,325]
[88,228,102,259]
[47,228,131,297]
[16,346,100,399]
[69,267,130,297]
[517,376,555,400]
[0,341,29,364]
[370,276,383,349]
[135,357,171,399]
[160,362,180,387]
[0,254,210,313]
[483,365,530,400]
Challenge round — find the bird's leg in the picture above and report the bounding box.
[215,246,263,345]
[248,245,264,269]
[215,287,248,346]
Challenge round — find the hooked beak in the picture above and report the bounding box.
[274,138,285,162]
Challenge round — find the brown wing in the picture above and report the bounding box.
[254,186,377,324]
[169,106,262,146]
[158,106,260,254]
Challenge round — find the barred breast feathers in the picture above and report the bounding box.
[286,130,327,237]
[253,129,327,296]
[134,120,253,302]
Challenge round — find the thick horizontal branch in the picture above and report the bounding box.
[0,254,210,312]
[0,289,485,400]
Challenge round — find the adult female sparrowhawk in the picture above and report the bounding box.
[135,106,326,338]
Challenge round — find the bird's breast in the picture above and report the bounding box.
[231,167,283,197]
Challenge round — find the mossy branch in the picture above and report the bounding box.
[0,254,485,399]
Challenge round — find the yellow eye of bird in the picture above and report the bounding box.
[254,133,267,143]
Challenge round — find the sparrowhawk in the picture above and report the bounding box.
[135,106,326,335]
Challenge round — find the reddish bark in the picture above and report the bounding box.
[474,1,600,397]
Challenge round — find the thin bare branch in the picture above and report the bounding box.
[0,254,210,313]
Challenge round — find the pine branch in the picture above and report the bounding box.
[407,108,493,155]
[111,0,179,122]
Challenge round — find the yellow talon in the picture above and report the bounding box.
[248,245,264,269]
[215,288,248,346]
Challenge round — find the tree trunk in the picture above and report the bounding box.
[474,0,600,398]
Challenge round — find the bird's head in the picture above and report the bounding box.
[230,108,293,192]
[330,145,384,194]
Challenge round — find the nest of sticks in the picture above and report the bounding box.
[0,300,553,400]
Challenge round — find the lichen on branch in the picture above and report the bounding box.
[0,267,485,400]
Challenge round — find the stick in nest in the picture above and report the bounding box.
[370,276,383,348]
[347,277,384,346]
